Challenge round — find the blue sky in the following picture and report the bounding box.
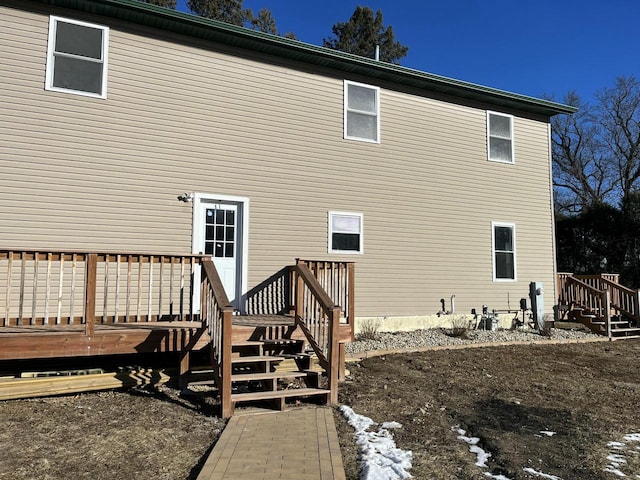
[176,1,639,105]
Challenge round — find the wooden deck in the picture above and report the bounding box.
[0,250,355,416]
[0,321,209,360]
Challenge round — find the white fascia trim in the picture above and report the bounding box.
[328,210,364,255]
[192,192,250,298]
[486,110,515,164]
[491,221,517,282]
[45,15,109,99]
[344,80,381,144]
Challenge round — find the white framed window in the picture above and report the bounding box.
[329,212,363,254]
[487,111,514,163]
[344,81,380,143]
[45,16,109,99]
[492,222,517,281]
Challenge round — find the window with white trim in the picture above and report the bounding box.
[329,212,363,254]
[492,222,516,281]
[344,81,380,143]
[487,112,514,163]
[45,16,109,98]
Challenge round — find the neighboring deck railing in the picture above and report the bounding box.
[0,250,203,335]
[557,273,622,338]
[558,273,640,320]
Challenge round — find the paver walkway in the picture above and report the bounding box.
[197,407,347,480]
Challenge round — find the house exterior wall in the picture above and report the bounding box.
[0,1,557,324]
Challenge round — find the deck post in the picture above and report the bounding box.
[84,253,97,337]
[338,343,346,382]
[179,350,190,392]
[328,306,341,404]
[347,262,355,341]
[295,261,304,320]
[603,290,612,339]
[220,307,234,418]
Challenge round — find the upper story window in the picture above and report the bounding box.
[487,111,514,163]
[344,81,380,143]
[329,212,363,254]
[492,222,516,281]
[45,16,109,99]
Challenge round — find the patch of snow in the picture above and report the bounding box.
[607,454,628,464]
[484,473,512,480]
[381,421,402,430]
[454,427,491,468]
[539,431,556,437]
[522,467,562,479]
[340,405,413,480]
[604,432,640,477]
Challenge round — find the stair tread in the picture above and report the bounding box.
[233,341,264,346]
[280,353,311,359]
[262,339,303,344]
[231,371,308,381]
[231,387,331,401]
[231,355,284,364]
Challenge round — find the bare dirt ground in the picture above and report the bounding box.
[1,339,639,479]
[335,339,640,479]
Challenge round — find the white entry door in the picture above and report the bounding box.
[193,195,247,312]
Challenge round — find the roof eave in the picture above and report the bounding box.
[38,0,577,117]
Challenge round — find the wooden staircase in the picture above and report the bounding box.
[226,319,330,411]
[570,307,640,338]
[557,273,640,339]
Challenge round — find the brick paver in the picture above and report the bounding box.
[197,407,346,480]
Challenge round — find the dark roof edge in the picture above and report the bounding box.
[40,0,577,117]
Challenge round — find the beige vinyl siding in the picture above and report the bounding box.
[0,2,556,318]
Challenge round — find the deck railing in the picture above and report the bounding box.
[293,260,342,404]
[296,259,354,333]
[1,250,203,334]
[199,258,233,417]
[558,273,639,322]
[557,273,616,337]
[1,249,354,414]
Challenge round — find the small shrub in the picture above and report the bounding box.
[357,318,381,341]
[447,316,470,339]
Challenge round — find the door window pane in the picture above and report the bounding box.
[204,206,236,258]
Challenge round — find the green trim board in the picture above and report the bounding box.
[36,0,576,117]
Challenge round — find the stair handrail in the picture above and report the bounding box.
[590,276,640,322]
[293,261,341,404]
[199,257,234,417]
[560,274,612,338]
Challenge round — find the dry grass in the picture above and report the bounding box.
[336,339,640,479]
[0,386,225,480]
[2,340,640,479]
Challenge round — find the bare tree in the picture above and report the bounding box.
[596,76,640,210]
[551,92,614,214]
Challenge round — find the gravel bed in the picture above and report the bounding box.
[345,327,602,354]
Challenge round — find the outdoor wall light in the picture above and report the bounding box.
[177,192,194,203]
